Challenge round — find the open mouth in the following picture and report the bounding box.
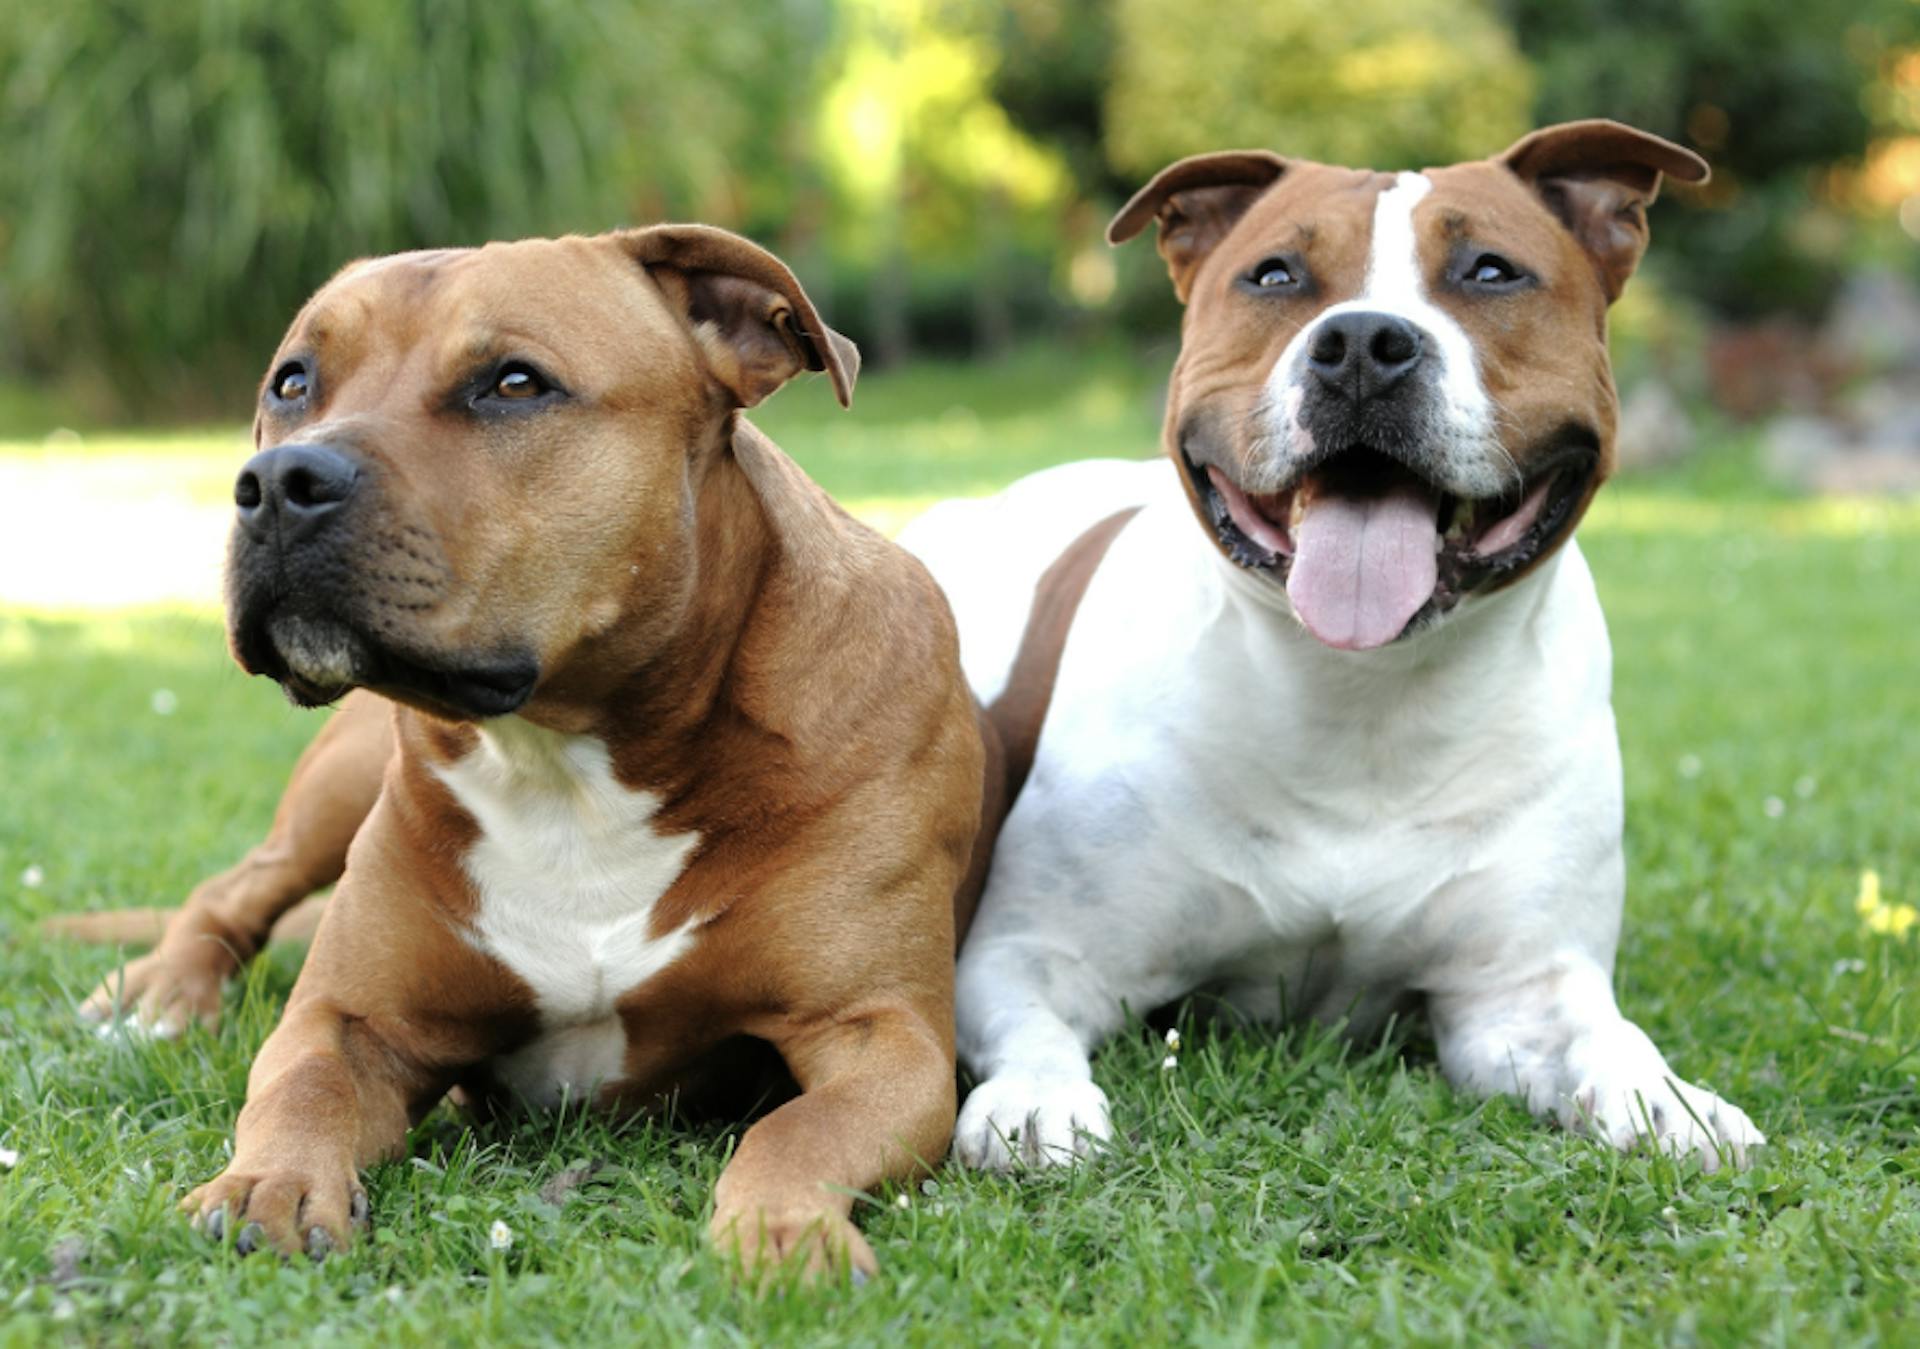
[1181,442,1596,650]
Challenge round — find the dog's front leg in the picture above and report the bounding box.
[1429,955,1764,1170]
[182,857,488,1259]
[183,992,437,1258]
[709,1003,954,1283]
[950,935,1121,1172]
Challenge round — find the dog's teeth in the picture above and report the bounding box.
[1446,498,1476,541]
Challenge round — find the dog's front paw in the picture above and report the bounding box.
[952,1074,1111,1172]
[1561,1071,1764,1172]
[80,950,231,1038]
[709,1201,878,1286]
[185,1160,368,1259]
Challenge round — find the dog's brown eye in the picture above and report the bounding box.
[493,363,548,399]
[272,364,309,402]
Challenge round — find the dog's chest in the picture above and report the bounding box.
[435,722,701,1104]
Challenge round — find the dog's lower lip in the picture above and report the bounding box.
[368,658,538,720]
[1188,442,1597,620]
[242,603,536,719]
[1205,466,1294,557]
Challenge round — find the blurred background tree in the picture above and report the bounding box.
[1504,0,1919,318]
[0,0,833,411]
[1,0,1915,422]
[1105,0,1534,176]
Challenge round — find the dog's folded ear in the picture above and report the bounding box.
[1107,151,1287,303]
[1499,120,1709,303]
[621,225,859,409]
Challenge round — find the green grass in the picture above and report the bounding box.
[2,348,1917,1344]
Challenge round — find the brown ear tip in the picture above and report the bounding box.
[827,329,859,408]
[1105,202,1150,247]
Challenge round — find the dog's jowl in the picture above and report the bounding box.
[161,227,984,1279]
[903,120,1764,1173]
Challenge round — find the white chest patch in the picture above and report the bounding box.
[434,719,700,1105]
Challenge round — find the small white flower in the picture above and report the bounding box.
[1833,957,1867,976]
[1677,754,1702,779]
[893,1192,910,1209]
[150,688,178,716]
[384,1286,404,1305]
[1763,796,1786,820]
[1160,1054,1178,1072]
[19,865,43,889]
[1163,1028,1181,1052]
[488,1219,514,1251]
[0,1147,19,1169]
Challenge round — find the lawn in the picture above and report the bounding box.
[1,345,1917,1345]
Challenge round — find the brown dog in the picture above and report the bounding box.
[70,226,987,1279]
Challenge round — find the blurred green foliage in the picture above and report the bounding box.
[1,0,1914,418]
[0,0,831,407]
[1106,0,1534,175]
[1504,0,1920,317]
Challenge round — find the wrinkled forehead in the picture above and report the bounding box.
[1416,161,1577,259]
[1213,159,1573,286]
[1235,163,1390,240]
[1213,163,1388,278]
[282,237,664,367]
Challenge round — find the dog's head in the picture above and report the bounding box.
[1110,120,1706,651]
[227,226,857,719]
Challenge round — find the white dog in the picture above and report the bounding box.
[903,121,1764,1173]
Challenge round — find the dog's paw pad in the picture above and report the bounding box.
[1563,1074,1764,1172]
[709,1206,877,1286]
[184,1165,362,1258]
[952,1074,1111,1172]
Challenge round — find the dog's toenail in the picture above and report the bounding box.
[305,1227,333,1261]
[235,1222,265,1256]
[202,1209,226,1242]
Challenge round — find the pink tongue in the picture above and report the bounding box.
[1285,483,1440,651]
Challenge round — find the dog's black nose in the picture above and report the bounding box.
[1305,312,1424,401]
[234,443,361,542]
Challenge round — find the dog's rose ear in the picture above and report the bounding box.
[1107,151,1287,303]
[622,225,859,408]
[1499,120,1709,303]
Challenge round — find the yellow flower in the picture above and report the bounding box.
[1856,869,1917,941]
[1856,870,1882,918]
[1867,903,1918,940]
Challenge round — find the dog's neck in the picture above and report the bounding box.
[397,416,898,814]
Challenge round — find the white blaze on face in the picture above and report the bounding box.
[1258,172,1503,499]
